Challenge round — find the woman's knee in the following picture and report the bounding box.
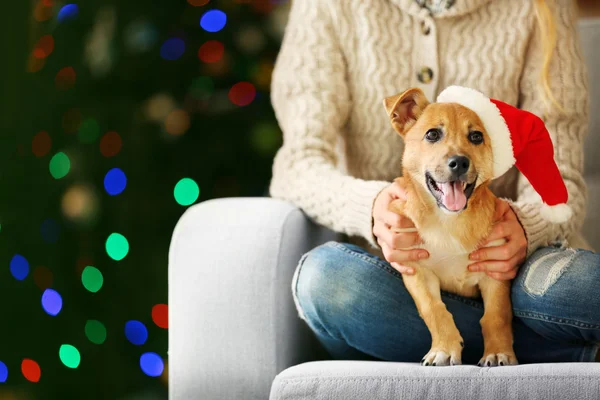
[291,241,375,324]
[512,246,600,310]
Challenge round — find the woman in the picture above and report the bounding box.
[269,0,598,364]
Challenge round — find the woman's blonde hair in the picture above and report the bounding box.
[533,0,565,112]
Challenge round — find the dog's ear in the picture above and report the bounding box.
[383,88,430,135]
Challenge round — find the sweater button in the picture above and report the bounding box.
[421,21,431,35]
[417,67,433,84]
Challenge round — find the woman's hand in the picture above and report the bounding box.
[468,198,528,281]
[372,180,429,275]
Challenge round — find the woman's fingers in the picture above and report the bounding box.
[374,220,421,250]
[468,252,524,275]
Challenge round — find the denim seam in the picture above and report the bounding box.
[329,242,485,311]
[513,309,600,330]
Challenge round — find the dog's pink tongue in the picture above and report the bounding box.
[440,182,467,211]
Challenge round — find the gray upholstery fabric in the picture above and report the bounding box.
[169,19,600,400]
[270,361,600,400]
[168,198,337,400]
[581,19,600,251]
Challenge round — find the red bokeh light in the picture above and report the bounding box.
[198,41,224,64]
[33,35,54,59]
[21,359,41,383]
[55,67,77,91]
[100,131,122,157]
[152,304,169,329]
[32,131,52,157]
[228,82,256,106]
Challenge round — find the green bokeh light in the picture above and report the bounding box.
[189,76,214,101]
[85,320,107,344]
[78,118,100,144]
[49,152,71,179]
[174,178,199,206]
[106,233,129,261]
[250,123,282,155]
[82,266,103,293]
[59,344,81,368]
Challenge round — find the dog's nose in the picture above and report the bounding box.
[447,155,470,177]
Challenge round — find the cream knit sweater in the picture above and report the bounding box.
[269,0,590,255]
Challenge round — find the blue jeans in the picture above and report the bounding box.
[292,241,600,364]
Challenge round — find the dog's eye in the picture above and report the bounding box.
[425,129,442,143]
[468,131,484,145]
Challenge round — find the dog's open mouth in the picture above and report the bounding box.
[426,172,476,212]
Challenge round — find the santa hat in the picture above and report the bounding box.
[436,85,572,223]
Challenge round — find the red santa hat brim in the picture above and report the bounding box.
[437,86,516,178]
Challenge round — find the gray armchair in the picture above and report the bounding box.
[169,19,600,400]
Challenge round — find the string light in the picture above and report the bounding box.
[59,345,81,368]
[21,359,41,383]
[57,4,79,23]
[228,82,256,106]
[140,352,164,377]
[85,320,107,344]
[41,288,63,316]
[151,304,168,329]
[165,110,190,135]
[125,320,148,345]
[81,266,103,293]
[198,41,224,63]
[187,0,209,6]
[10,254,29,281]
[55,67,77,91]
[33,35,54,59]
[160,38,185,61]
[32,131,52,157]
[200,10,227,33]
[33,1,53,22]
[106,233,129,261]
[0,361,7,383]
[104,168,127,196]
[49,152,71,179]
[100,131,122,157]
[174,178,199,206]
[78,118,100,143]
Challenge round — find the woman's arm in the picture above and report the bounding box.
[509,0,589,255]
[269,0,389,246]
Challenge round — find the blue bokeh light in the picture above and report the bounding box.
[104,168,127,196]
[200,10,227,33]
[41,218,60,244]
[160,38,185,61]
[125,320,148,345]
[41,289,63,317]
[57,4,79,23]
[140,352,164,377]
[0,361,7,383]
[10,254,29,281]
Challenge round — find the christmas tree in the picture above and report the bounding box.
[0,0,288,398]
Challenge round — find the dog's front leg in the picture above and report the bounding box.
[477,277,518,366]
[402,269,464,366]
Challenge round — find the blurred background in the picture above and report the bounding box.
[0,0,598,399]
[0,0,289,399]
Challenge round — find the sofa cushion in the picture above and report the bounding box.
[270,360,600,400]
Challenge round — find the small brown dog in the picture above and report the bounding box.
[383,87,518,367]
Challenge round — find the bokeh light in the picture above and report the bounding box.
[32,131,52,157]
[160,38,185,61]
[228,82,256,106]
[81,266,103,293]
[145,93,176,121]
[106,233,129,261]
[41,288,63,316]
[125,321,148,345]
[85,320,107,344]
[75,257,93,277]
[104,168,127,196]
[187,0,210,6]
[165,110,190,135]
[200,10,227,32]
[40,218,60,243]
[124,19,158,54]
[55,67,76,90]
[235,27,265,54]
[10,254,29,281]
[62,185,99,224]
[250,123,281,155]
[198,41,224,63]
[63,108,83,133]
[174,178,199,206]
[140,353,164,377]
[33,1,53,22]
[33,266,53,291]
[49,152,70,179]
[152,304,168,329]
[100,131,122,157]
[57,4,79,23]
[33,35,54,59]
[21,359,40,383]
[0,361,7,383]
[59,345,81,368]
[78,118,100,143]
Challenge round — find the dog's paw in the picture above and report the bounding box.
[477,352,518,367]
[421,349,462,366]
